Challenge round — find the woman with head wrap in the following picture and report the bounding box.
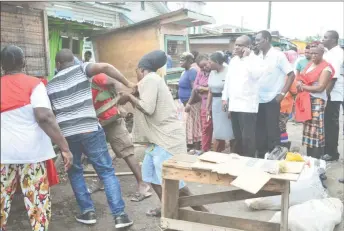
[295,44,334,158]
[179,52,202,152]
[206,51,235,152]
[117,50,208,217]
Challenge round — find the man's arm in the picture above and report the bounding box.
[86,63,133,88]
[128,78,159,115]
[32,83,72,170]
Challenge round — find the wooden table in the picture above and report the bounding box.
[161,154,300,231]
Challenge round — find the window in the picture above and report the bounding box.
[141,1,145,10]
[165,35,188,69]
[72,39,80,55]
[84,20,94,24]
[94,21,104,27]
[61,37,69,49]
[104,23,114,28]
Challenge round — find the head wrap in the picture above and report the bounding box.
[138,50,167,72]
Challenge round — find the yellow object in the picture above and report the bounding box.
[285,152,305,162]
[279,161,288,173]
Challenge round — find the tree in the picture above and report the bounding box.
[305,34,322,43]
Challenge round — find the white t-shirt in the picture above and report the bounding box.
[222,53,265,113]
[323,45,344,101]
[258,48,294,103]
[1,83,56,164]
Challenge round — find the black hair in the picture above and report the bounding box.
[305,45,311,49]
[327,30,339,42]
[257,30,272,42]
[191,51,199,62]
[56,49,74,64]
[85,51,92,56]
[290,47,298,52]
[1,45,25,73]
[195,54,209,65]
[210,51,225,65]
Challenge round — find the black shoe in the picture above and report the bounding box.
[114,213,133,229]
[75,211,97,225]
[321,154,339,162]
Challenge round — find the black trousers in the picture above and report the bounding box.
[256,100,281,158]
[324,101,341,158]
[231,112,257,157]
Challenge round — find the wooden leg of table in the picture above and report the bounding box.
[162,179,180,219]
[280,181,290,231]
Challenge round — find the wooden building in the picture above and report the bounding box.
[91,9,215,84]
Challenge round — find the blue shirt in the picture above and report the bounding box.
[178,68,197,103]
[258,48,293,103]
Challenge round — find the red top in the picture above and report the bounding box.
[1,74,41,113]
[92,74,119,121]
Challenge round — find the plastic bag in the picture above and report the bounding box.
[175,99,185,121]
[245,157,327,210]
[269,198,343,231]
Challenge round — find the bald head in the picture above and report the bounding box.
[234,35,252,57]
[236,35,252,47]
[55,49,75,72]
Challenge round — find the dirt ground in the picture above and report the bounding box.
[6,113,344,231]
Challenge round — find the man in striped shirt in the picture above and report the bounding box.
[47,49,135,228]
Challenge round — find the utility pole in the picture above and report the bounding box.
[240,16,244,31]
[267,1,272,29]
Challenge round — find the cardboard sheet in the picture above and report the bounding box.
[231,168,271,194]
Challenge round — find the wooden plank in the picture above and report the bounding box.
[198,152,233,163]
[179,190,280,208]
[231,168,271,194]
[280,181,290,231]
[179,209,280,231]
[162,166,285,192]
[42,9,50,76]
[162,179,180,219]
[84,172,133,177]
[161,217,242,231]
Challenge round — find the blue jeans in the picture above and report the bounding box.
[66,126,125,216]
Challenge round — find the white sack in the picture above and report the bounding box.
[269,198,343,231]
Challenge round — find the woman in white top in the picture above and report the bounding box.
[1,45,72,231]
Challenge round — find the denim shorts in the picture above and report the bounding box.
[142,144,185,189]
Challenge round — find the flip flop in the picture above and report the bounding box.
[146,208,161,217]
[130,192,152,202]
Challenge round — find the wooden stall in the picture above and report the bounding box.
[92,9,215,96]
[161,153,304,231]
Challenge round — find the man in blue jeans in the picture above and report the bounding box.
[47,49,135,229]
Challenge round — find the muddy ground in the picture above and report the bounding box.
[6,113,344,231]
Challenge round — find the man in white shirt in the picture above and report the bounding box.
[254,30,296,158]
[222,35,264,157]
[322,30,344,161]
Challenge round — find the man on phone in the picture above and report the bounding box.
[222,35,265,157]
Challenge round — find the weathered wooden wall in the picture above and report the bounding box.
[94,23,160,83]
[1,3,49,76]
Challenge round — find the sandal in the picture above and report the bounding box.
[130,192,152,202]
[146,208,161,217]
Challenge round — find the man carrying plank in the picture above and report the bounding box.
[89,73,152,202]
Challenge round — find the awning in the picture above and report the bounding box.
[160,10,215,27]
[48,16,104,36]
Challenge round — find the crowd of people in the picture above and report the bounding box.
[1,29,343,231]
[179,30,343,161]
